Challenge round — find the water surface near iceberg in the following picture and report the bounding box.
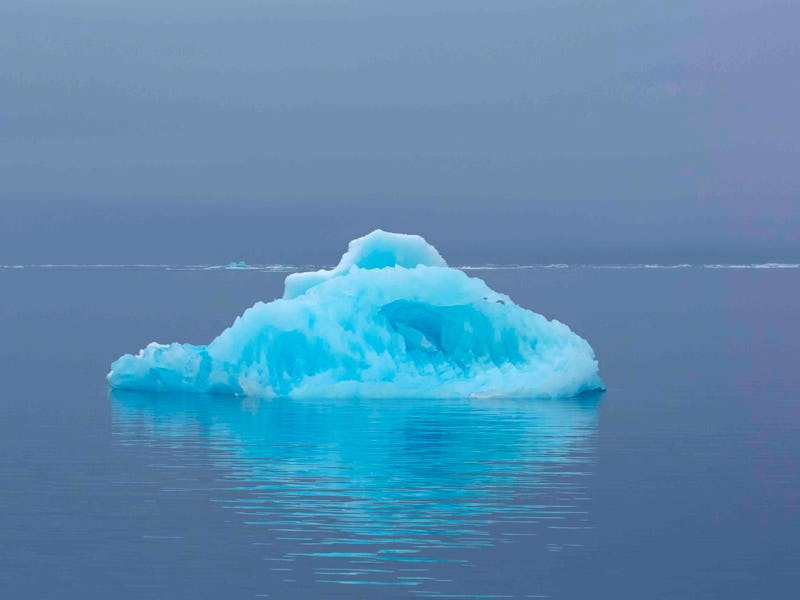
[111,390,600,594]
[109,230,603,398]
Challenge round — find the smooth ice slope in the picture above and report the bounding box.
[108,230,603,398]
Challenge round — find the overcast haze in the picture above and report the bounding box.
[1,0,798,263]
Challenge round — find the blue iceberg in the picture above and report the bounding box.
[108,230,603,398]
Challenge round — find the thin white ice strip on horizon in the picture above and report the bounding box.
[461,264,696,270]
[458,264,569,271]
[703,263,799,269]
[0,263,305,272]
[460,263,797,270]
[2,263,799,271]
[584,264,693,269]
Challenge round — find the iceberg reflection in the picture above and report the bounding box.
[111,392,600,590]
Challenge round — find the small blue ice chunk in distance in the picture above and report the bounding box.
[225,261,249,270]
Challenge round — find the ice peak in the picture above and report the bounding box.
[283,230,447,300]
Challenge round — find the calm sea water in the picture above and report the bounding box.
[1,267,798,598]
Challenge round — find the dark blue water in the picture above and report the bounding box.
[1,267,798,598]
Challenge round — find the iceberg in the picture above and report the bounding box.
[108,230,603,398]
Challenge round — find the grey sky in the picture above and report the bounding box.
[1,0,797,262]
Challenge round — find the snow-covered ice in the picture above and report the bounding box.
[108,230,603,398]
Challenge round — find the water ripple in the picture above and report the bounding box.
[111,392,600,596]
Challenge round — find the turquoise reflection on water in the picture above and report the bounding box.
[111,392,600,592]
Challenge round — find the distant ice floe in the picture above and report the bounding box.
[0,263,301,272]
[702,263,799,269]
[459,264,569,271]
[108,230,604,399]
[577,263,692,270]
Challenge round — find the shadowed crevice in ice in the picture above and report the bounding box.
[108,230,603,398]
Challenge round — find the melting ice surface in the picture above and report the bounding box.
[108,230,603,398]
